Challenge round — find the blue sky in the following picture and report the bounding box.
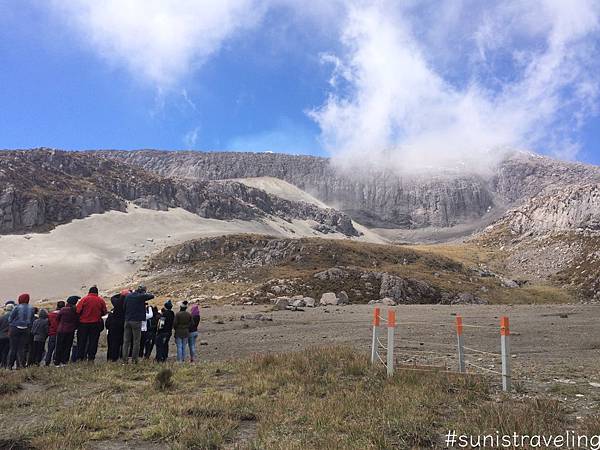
[1,1,599,167]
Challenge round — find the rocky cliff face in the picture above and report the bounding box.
[99,150,496,228]
[0,150,358,236]
[100,149,600,231]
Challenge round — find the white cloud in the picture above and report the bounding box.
[50,0,265,88]
[183,126,200,149]
[310,0,600,172]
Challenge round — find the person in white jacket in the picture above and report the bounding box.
[137,304,153,359]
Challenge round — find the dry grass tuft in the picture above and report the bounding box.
[154,368,174,391]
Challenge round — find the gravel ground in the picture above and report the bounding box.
[193,303,600,415]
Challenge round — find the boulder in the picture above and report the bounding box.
[304,297,316,307]
[319,292,338,306]
[273,297,289,310]
[451,292,488,305]
[381,297,397,306]
[292,298,306,308]
[338,291,349,304]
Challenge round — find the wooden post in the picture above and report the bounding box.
[371,307,380,365]
[387,309,396,377]
[456,315,465,373]
[500,316,511,392]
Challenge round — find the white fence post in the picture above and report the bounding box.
[456,315,465,373]
[500,316,511,392]
[371,307,380,365]
[387,309,395,377]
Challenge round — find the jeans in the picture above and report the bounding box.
[155,332,171,362]
[123,321,142,362]
[175,337,187,362]
[45,335,57,366]
[8,327,29,369]
[54,331,75,365]
[0,337,9,367]
[77,322,103,361]
[188,331,198,361]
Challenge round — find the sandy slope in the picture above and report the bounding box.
[0,201,383,302]
[233,177,387,244]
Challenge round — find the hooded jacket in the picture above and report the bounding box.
[57,305,79,334]
[31,310,49,342]
[76,293,108,324]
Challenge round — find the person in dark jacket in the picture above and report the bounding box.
[31,309,49,365]
[106,290,128,362]
[144,306,159,359]
[188,304,200,363]
[76,286,107,362]
[54,296,79,366]
[7,294,35,369]
[122,285,154,364]
[173,301,192,363]
[155,300,174,362]
[44,301,64,366]
[0,303,15,367]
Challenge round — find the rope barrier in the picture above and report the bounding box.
[376,337,388,350]
[463,346,501,357]
[465,361,503,375]
[376,351,387,368]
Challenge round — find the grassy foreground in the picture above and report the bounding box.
[1,347,598,449]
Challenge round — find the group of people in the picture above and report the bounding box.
[0,285,201,369]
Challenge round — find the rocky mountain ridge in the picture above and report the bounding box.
[0,150,357,236]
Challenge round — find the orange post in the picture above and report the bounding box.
[387,310,396,328]
[500,316,510,336]
[456,315,465,372]
[373,307,381,327]
[500,316,511,391]
[371,307,380,364]
[455,315,463,336]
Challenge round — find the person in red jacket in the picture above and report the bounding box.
[44,300,64,366]
[76,286,107,362]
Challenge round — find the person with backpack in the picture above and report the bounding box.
[44,301,64,366]
[155,300,174,362]
[173,301,192,363]
[54,296,79,366]
[188,305,200,363]
[106,290,128,362]
[0,303,15,368]
[7,294,35,369]
[122,285,154,364]
[76,286,107,362]
[31,309,49,365]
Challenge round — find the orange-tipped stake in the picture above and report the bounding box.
[373,307,380,327]
[456,315,463,336]
[388,309,396,328]
[500,316,510,336]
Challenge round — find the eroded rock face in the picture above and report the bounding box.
[0,149,358,236]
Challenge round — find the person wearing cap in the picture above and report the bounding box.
[155,300,175,362]
[76,286,108,362]
[44,301,65,366]
[173,301,193,363]
[122,285,154,364]
[0,303,15,368]
[54,296,80,366]
[7,293,35,369]
[106,290,128,362]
